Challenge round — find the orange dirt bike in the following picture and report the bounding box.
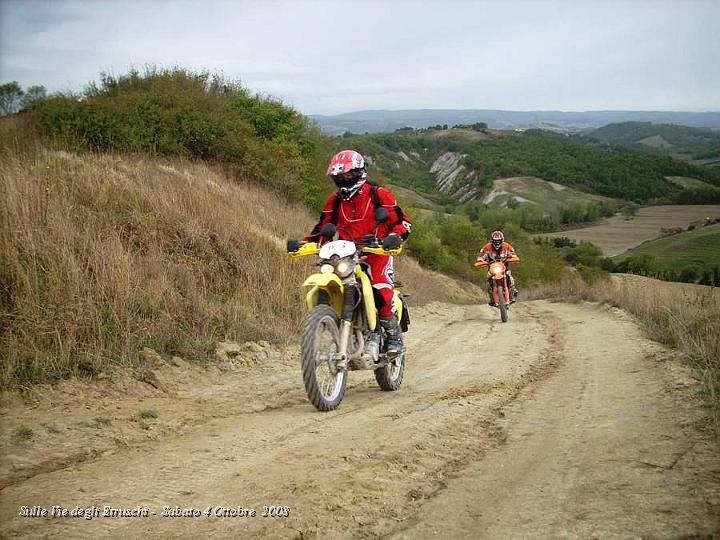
[473,255,519,323]
[287,208,408,411]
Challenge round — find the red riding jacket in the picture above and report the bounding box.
[305,182,411,243]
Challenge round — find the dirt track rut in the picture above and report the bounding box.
[1,300,718,538]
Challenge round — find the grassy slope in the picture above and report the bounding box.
[666,176,715,189]
[482,176,612,210]
[614,223,720,270]
[0,149,480,387]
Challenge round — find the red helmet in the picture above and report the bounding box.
[326,150,367,199]
[491,230,504,250]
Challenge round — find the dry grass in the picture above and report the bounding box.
[530,274,720,429]
[0,149,477,388]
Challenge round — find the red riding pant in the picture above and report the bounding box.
[365,254,395,318]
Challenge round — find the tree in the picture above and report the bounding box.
[21,85,47,109]
[621,202,639,219]
[678,266,699,283]
[712,265,720,287]
[699,267,713,286]
[0,81,24,115]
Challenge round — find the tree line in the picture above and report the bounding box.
[0,81,47,115]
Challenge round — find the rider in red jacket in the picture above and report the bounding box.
[304,150,412,355]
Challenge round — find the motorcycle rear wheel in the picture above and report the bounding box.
[374,348,405,391]
[301,305,346,411]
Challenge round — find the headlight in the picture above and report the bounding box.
[320,263,334,274]
[335,260,354,278]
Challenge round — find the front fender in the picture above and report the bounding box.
[303,273,344,315]
[356,267,376,332]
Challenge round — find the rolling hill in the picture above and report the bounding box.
[585,121,720,160]
[343,127,720,208]
[540,206,720,256]
[480,176,612,210]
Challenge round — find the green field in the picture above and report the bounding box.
[614,223,720,272]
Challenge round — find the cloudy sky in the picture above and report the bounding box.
[1,0,718,115]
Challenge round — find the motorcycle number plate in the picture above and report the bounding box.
[319,240,356,259]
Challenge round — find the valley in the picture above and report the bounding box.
[539,205,720,256]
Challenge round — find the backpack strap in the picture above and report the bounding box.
[329,192,342,225]
[370,183,405,230]
[369,184,381,210]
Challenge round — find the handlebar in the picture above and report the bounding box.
[287,241,403,259]
[473,256,520,269]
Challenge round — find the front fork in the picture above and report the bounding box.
[334,284,357,371]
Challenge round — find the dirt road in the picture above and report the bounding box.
[1,300,718,538]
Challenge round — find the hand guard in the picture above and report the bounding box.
[381,234,402,250]
[287,239,304,253]
[361,233,378,245]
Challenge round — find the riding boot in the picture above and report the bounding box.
[508,275,518,302]
[380,315,405,356]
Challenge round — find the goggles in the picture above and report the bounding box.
[331,171,355,181]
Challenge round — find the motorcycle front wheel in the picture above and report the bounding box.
[497,285,509,323]
[301,305,347,411]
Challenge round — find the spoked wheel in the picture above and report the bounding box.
[301,305,347,411]
[374,342,405,391]
[498,285,509,323]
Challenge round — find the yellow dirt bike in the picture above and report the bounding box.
[287,209,409,411]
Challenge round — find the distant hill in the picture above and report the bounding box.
[310,109,720,135]
[346,128,720,204]
[585,122,720,159]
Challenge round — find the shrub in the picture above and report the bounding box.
[678,266,700,283]
[33,67,331,207]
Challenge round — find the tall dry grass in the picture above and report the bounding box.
[530,273,720,428]
[0,149,478,387]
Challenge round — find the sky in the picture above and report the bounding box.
[1,0,718,115]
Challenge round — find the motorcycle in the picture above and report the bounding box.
[287,208,409,411]
[473,255,519,323]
